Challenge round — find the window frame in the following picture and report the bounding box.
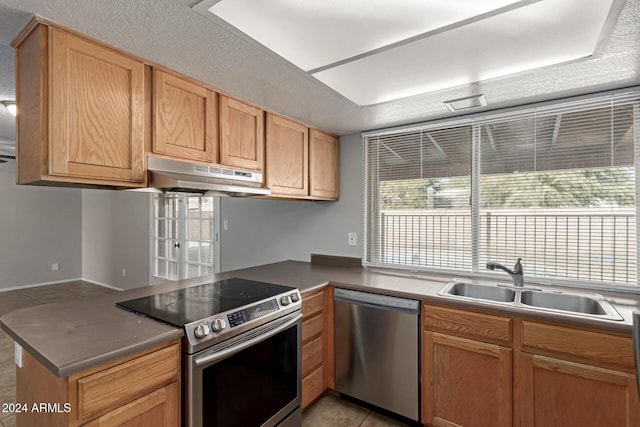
[362,88,640,293]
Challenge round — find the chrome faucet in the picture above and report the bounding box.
[486,258,523,287]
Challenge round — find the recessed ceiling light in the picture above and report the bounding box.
[1,101,16,117]
[444,94,488,112]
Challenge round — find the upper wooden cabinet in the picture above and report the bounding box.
[266,113,309,197]
[265,114,340,200]
[309,130,340,200]
[152,69,217,163]
[14,22,147,187]
[219,95,264,172]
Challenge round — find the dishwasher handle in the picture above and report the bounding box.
[334,288,420,315]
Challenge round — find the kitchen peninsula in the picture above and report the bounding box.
[2,260,640,426]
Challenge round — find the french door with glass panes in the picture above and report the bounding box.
[152,193,219,282]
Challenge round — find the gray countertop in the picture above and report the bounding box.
[2,260,640,377]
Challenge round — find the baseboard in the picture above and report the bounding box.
[80,278,124,291]
[0,277,84,292]
[0,277,124,293]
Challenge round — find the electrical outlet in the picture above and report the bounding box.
[15,343,23,368]
[52,263,59,271]
[223,220,229,231]
[122,269,127,277]
[348,232,357,246]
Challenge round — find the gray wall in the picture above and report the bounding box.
[220,133,362,271]
[82,190,151,290]
[0,162,82,290]
[0,133,362,289]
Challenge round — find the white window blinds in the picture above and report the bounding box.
[363,90,639,288]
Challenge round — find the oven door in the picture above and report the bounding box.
[186,311,302,427]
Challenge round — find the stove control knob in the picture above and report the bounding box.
[290,293,300,303]
[194,323,211,339]
[212,318,226,332]
[280,296,291,306]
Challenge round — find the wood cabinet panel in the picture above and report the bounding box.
[424,304,511,345]
[15,339,181,427]
[153,69,217,163]
[302,312,323,343]
[219,95,264,171]
[521,320,635,370]
[302,291,324,318]
[49,27,146,183]
[309,130,339,200]
[302,366,324,410]
[76,343,180,419]
[301,288,334,409]
[423,331,512,427]
[520,353,640,427]
[82,381,179,427]
[266,113,308,196]
[302,335,323,377]
[15,21,147,187]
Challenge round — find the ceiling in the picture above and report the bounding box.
[198,0,623,106]
[0,0,639,150]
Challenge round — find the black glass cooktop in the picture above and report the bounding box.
[116,278,295,327]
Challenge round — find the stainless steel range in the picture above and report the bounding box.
[117,278,302,427]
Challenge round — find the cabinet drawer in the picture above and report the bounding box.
[302,312,323,343]
[521,321,634,370]
[76,343,180,419]
[302,336,323,376]
[424,304,511,345]
[302,365,324,410]
[302,291,324,318]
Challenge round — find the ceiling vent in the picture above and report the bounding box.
[444,94,488,112]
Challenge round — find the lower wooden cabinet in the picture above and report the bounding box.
[82,381,179,427]
[423,332,512,427]
[301,288,334,410]
[519,353,640,427]
[423,304,512,427]
[517,320,640,427]
[15,339,181,427]
[423,303,640,427]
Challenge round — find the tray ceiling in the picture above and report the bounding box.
[195,0,624,106]
[0,0,638,139]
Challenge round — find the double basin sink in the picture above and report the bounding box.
[438,281,623,321]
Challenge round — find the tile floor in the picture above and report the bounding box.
[302,395,413,427]
[0,281,411,427]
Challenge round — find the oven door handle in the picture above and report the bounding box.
[193,312,302,367]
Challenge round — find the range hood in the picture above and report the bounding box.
[147,157,271,197]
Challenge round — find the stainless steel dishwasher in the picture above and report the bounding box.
[334,288,420,422]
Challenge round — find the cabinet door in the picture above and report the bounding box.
[153,70,217,163]
[520,353,640,427]
[82,381,180,427]
[49,28,146,183]
[219,95,264,171]
[423,331,512,427]
[266,113,308,196]
[309,130,339,200]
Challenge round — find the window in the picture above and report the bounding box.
[364,90,639,289]
[152,193,220,281]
